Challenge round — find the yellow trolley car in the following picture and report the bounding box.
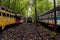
[0,6,16,30]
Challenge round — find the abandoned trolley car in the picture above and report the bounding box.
[37,5,60,28]
[0,6,24,30]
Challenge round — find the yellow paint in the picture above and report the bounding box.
[0,8,16,30]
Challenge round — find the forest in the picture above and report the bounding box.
[0,0,60,18]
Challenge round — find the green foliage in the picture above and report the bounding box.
[0,0,1,5]
[50,32,56,38]
[1,0,58,18]
[36,0,53,15]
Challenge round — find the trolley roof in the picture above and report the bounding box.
[40,5,60,17]
[0,6,15,14]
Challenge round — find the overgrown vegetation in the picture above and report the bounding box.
[0,0,60,18]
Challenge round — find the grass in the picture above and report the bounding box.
[50,32,56,38]
[36,23,42,26]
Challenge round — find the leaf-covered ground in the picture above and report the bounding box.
[0,23,60,40]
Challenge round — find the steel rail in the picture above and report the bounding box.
[32,24,44,40]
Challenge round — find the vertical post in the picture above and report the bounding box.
[34,0,37,24]
[53,0,57,28]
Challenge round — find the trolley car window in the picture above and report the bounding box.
[1,7,5,10]
[0,12,1,16]
[10,15,11,17]
[6,9,8,11]
[57,11,60,17]
[16,16,20,20]
[9,11,11,12]
[7,14,9,17]
[2,13,6,16]
[10,15,14,17]
[11,15,13,17]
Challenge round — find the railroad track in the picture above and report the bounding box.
[0,24,26,40]
[18,23,60,40]
[34,26,43,40]
[0,23,53,40]
[20,23,43,40]
[20,23,27,40]
[31,23,43,40]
